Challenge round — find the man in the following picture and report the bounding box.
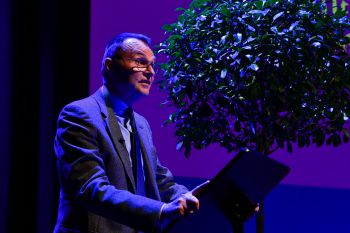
[53,32,199,233]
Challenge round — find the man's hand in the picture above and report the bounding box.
[255,203,260,213]
[159,192,199,231]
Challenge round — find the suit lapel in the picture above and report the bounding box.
[135,116,161,200]
[92,87,136,192]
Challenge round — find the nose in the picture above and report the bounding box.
[146,64,155,75]
[144,70,154,80]
[143,64,155,80]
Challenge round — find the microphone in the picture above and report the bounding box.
[118,138,125,144]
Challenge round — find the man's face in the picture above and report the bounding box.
[108,38,155,100]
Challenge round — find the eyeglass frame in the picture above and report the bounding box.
[111,56,157,73]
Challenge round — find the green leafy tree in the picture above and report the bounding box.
[158,0,350,159]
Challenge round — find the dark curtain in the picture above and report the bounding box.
[0,0,90,232]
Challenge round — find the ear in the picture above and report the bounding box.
[104,58,113,71]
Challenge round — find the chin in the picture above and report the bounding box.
[133,88,150,97]
[141,90,150,96]
[137,86,151,96]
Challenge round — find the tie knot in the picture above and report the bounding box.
[123,107,134,132]
[124,107,133,119]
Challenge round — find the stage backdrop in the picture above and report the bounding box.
[90,0,350,190]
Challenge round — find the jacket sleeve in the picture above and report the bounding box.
[156,157,189,202]
[141,118,189,202]
[55,103,164,232]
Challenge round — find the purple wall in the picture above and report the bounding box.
[90,0,350,190]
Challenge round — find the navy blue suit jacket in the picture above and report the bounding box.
[53,87,188,233]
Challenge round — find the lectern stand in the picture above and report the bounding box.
[165,150,290,233]
[231,220,244,233]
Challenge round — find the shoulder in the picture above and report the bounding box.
[59,88,106,119]
[134,111,151,130]
[60,96,99,117]
[56,92,107,129]
[134,111,147,122]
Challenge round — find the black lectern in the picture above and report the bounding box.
[165,150,290,233]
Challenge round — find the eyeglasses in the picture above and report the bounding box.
[113,57,157,73]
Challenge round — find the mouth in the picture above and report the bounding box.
[139,80,151,85]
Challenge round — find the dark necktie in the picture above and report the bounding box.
[124,108,146,196]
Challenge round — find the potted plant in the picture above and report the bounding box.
[158,0,350,232]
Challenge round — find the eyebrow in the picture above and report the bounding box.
[132,52,156,61]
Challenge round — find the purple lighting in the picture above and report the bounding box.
[90,0,350,190]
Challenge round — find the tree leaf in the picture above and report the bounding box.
[176,141,183,151]
[273,12,284,22]
[221,69,228,78]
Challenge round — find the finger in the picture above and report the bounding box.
[182,192,197,201]
[255,206,260,212]
[184,194,199,212]
[254,203,260,212]
[177,196,188,215]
